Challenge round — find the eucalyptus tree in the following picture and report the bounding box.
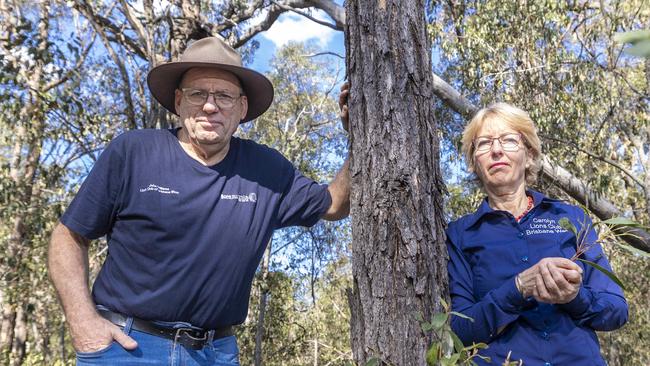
[345,0,448,363]
[0,1,112,363]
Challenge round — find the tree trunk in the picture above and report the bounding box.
[60,322,66,362]
[9,306,26,366]
[254,239,272,366]
[345,0,449,364]
[0,2,50,362]
[0,305,16,362]
[32,302,50,362]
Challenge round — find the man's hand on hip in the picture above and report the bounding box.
[70,314,138,353]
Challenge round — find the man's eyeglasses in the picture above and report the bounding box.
[180,88,243,109]
[473,133,523,153]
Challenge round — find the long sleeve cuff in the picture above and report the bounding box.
[490,277,528,313]
[559,286,593,317]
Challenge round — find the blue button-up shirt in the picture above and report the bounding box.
[446,190,628,366]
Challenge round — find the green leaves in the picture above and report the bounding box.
[614,30,650,57]
[420,304,491,366]
[365,357,380,366]
[431,313,450,330]
[599,217,650,258]
[561,212,631,290]
[558,217,577,236]
[449,311,474,322]
[601,217,644,227]
[577,258,626,291]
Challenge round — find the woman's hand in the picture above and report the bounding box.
[517,257,582,303]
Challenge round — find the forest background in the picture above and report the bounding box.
[0,0,648,365]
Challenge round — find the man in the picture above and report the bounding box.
[48,37,350,365]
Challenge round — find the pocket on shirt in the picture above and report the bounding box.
[557,232,578,258]
[465,239,521,298]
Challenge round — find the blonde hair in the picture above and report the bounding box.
[461,102,542,186]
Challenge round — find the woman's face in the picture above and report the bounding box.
[473,118,529,192]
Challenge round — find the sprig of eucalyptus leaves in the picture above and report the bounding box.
[557,212,650,291]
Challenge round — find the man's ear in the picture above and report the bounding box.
[239,95,248,121]
[174,89,183,112]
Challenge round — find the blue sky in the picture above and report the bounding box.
[248,9,346,72]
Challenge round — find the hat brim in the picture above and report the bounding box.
[147,62,274,123]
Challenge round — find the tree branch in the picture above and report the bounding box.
[213,0,266,34]
[231,4,286,48]
[304,0,345,29]
[89,15,137,130]
[540,134,646,189]
[271,0,338,30]
[73,0,147,60]
[118,0,148,50]
[540,156,650,253]
[42,33,96,92]
[301,51,345,59]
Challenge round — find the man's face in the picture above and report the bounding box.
[174,68,248,146]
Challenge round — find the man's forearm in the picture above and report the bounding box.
[324,157,350,221]
[48,222,98,326]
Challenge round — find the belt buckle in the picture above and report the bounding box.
[174,327,207,350]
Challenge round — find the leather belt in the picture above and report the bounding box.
[98,309,233,350]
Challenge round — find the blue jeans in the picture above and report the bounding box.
[76,316,240,365]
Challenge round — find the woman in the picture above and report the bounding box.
[446,103,628,366]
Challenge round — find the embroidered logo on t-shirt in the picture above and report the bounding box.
[221,193,257,203]
[139,184,179,195]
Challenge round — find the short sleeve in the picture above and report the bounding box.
[61,135,126,239]
[275,166,332,229]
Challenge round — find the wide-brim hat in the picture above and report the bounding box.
[147,37,274,123]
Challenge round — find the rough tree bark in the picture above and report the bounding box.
[345,0,448,364]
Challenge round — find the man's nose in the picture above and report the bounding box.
[202,94,220,112]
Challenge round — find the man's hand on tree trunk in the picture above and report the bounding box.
[339,82,349,133]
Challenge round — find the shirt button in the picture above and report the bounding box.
[517,232,524,238]
[544,363,553,366]
[521,256,529,262]
[542,331,549,340]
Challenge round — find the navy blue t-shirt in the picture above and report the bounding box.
[61,128,332,329]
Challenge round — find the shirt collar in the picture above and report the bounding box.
[464,189,555,228]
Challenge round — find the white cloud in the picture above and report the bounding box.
[259,10,336,48]
[122,0,172,17]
